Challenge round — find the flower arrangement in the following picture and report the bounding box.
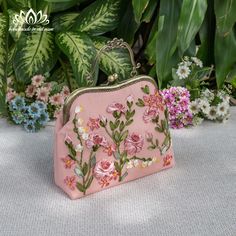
[6,75,70,132]
[160,87,193,129]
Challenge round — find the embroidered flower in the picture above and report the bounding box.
[75,144,83,153]
[31,75,45,87]
[82,132,89,141]
[36,87,49,103]
[65,134,73,144]
[163,154,173,167]
[49,93,64,106]
[25,85,36,98]
[85,133,108,149]
[107,102,126,114]
[75,106,83,113]
[93,160,115,180]
[143,107,158,123]
[143,90,164,110]
[127,95,134,103]
[124,133,144,155]
[61,156,75,169]
[87,117,100,131]
[103,143,116,156]
[126,159,139,169]
[77,118,83,126]
[64,176,76,190]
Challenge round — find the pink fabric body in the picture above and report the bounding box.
[54,80,175,199]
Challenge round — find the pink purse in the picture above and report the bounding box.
[54,39,174,199]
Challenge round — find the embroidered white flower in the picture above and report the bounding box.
[207,106,217,120]
[126,161,134,169]
[82,132,89,141]
[75,106,83,113]
[189,101,199,114]
[78,126,86,134]
[191,57,203,68]
[141,161,148,168]
[133,159,139,167]
[152,157,157,163]
[176,64,191,79]
[77,118,83,126]
[75,144,83,153]
[147,160,152,166]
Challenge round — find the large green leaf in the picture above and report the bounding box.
[117,1,139,45]
[13,30,58,83]
[141,0,158,23]
[6,0,30,9]
[214,0,236,36]
[92,36,133,81]
[56,32,98,87]
[156,0,182,88]
[215,29,236,88]
[0,13,9,85]
[177,0,207,54]
[132,0,150,23]
[73,0,121,36]
[52,12,79,32]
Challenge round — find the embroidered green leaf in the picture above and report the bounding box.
[0,13,8,86]
[120,130,129,141]
[114,161,121,172]
[114,151,121,160]
[74,166,84,178]
[92,36,133,81]
[13,30,58,84]
[109,121,116,131]
[136,98,145,107]
[132,0,150,23]
[85,176,93,189]
[155,126,164,133]
[90,155,96,168]
[120,171,128,181]
[76,182,86,193]
[141,85,150,94]
[114,131,120,143]
[52,12,79,32]
[82,162,88,176]
[56,32,98,87]
[125,119,133,126]
[73,0,122,35]
[119,121,125,132]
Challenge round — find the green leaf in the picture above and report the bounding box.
[132,0,150,23]
[109,121,116,131]
[215,29,236,88]
[56,32,98,87]
[136,98,145,107]
[76,182,85,193]
[0,13,8,86]
[177,0,207,54]
[141,85,150,94]
[214,0,236,36]
[73,0,122,36]
[92,36,133,81]
[119,121,125,132]
[155,126,164,133]
[85,176,93,189]
[120,130,129,141]
[90,155,96,168]
[52,12,79,32]
[114,151,121,160]
[141,0,158,23]
[120,171,128,181]
[7,0,30,9]
[114,161,121,172]
[74,166,84,178]
[125,119,133,126]
[82,162,88,176]
[156,0,182,88]
[13,30,58,84]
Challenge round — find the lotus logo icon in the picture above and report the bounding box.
[13,8,50,26]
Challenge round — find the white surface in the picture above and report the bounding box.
[0,109,236,236]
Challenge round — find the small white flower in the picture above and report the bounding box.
[161,146,168,156]
[216,102,229,117]
[201,89,214,101]
[199,100,210,114]
[189,100,199,115]
[152,157,157,163]
[77,118,83,126]
[192,116,204,126]
[78,126,85,134]
[141,161,148,168]
[222,111,230,123]
[75,144,83,153]
[191,57,203,68]
[176,64,191,79]
[82,132,89,141]
[147,160,153,166]
[75,106,83,113]
[126,161,134,169]
[133,159,139,167]
[207,106,217,120]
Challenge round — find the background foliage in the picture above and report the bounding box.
[1,0,236,116]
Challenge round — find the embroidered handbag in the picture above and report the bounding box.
[54,38,174,199]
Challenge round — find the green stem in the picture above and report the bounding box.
[85,150,94,183]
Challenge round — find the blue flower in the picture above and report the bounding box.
[35,101,47,111]
[23,120,36,133]
[27,103,41,118]
[38,111,50,126]
[11,111,25,124]
[10,96,26,110]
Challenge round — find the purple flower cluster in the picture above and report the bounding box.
[160,87,193,129]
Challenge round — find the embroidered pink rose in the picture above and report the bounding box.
[85,133,108,149]
[61,156,75,169]
[93,160,115,180]
[64,176,76,190]
[107,102,126,113]
[124,133,144,155]
[87,117,100,131]
[143,107,158,123]
[163,154,173,167]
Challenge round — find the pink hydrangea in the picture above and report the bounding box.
[107,102,126,113]
[31,75,45,87]
[87,117,100,131]
[124,133,144,155]
[160,87,193,129]
[49,93,64,106]
[25,85,36,98]
[36,87,49,102]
